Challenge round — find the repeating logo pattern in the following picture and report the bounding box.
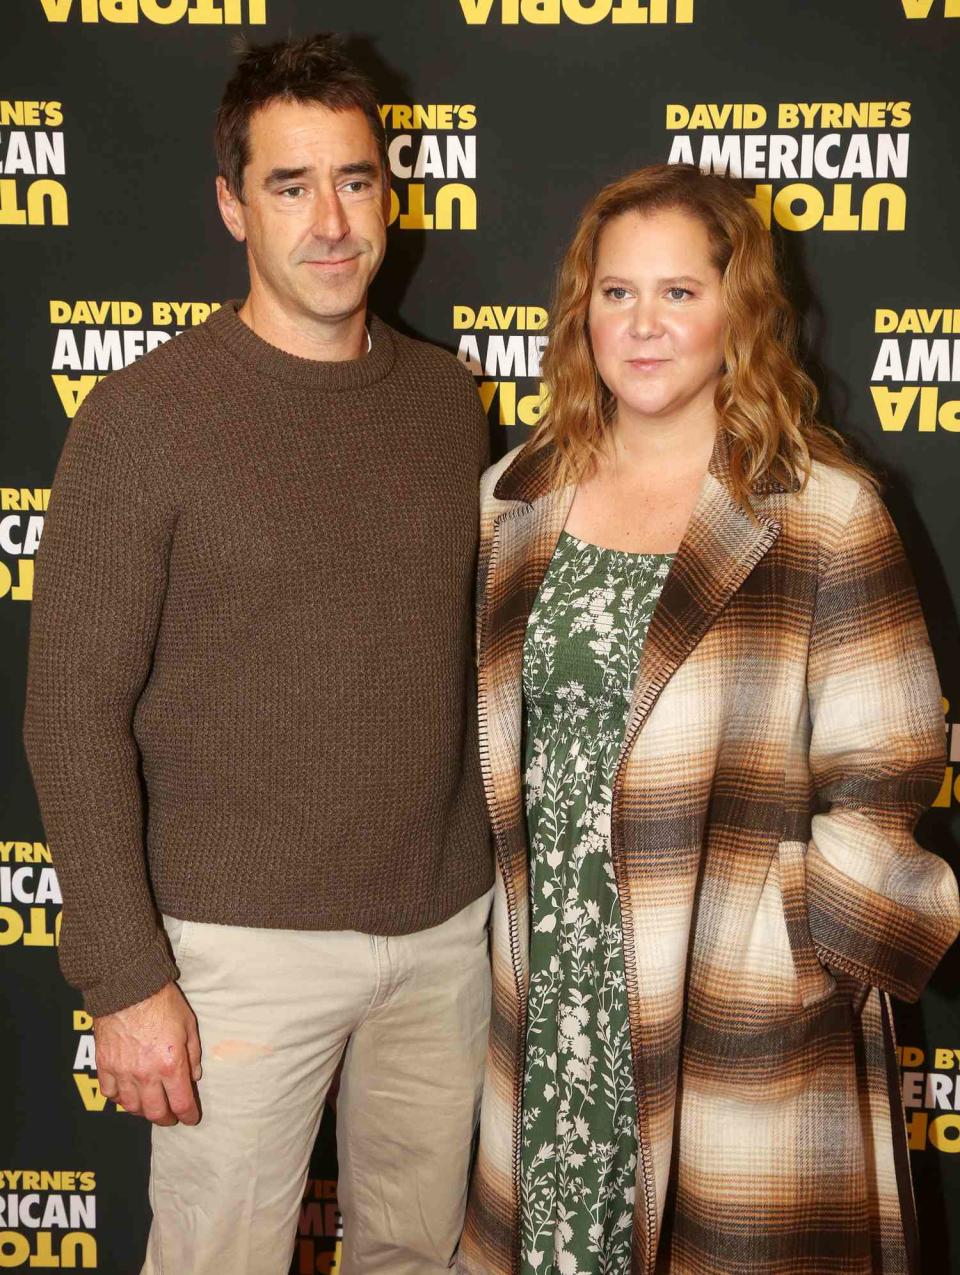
[5,4,960,1272]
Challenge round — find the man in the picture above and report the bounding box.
[24,35,493,1275]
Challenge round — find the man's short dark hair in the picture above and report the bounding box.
[216,34,388,201]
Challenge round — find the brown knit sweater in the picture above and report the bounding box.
[24,303,493,1017]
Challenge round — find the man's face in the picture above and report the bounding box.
[217,99,389,327]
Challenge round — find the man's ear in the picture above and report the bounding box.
[216,175,247,243]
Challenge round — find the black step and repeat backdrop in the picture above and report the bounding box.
[2,0,960,1271]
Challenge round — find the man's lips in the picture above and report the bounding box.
[303,255,359,268]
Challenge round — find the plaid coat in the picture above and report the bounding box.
[458,437,959,1275]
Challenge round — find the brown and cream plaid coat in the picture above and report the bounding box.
[458,436,959,1275]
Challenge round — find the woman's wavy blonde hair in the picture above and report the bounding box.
[533,163,873,505]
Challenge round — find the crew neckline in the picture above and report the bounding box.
[203,299,396,391]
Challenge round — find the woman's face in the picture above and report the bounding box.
[587,206,726,429]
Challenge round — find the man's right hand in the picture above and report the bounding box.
[93,981,202,1126]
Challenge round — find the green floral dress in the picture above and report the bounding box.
[520,531,673,1275]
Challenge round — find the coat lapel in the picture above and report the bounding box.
[623,457,782,751]
[477,467,574,892]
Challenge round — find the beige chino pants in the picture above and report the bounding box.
[141,888,493,1275]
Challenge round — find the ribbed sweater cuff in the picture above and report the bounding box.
[81,931,179,1018]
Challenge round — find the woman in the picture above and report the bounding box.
[458,163,959,1275]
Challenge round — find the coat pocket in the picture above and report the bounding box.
[777,838,836,1009]
[673,990,872,1271]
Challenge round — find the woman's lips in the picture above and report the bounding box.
[626,358,669,370]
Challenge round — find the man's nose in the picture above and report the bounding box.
[311,189,350,244]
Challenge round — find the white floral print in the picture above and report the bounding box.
[520,532,672,1275]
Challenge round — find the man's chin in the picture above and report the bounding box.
[296,285,367,325]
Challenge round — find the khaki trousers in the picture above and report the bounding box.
[141,888,493,1275]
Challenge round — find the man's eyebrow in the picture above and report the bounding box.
[262,160,381,189]
[332,160,380,179]
[263,166,311,189]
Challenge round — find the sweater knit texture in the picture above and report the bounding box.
[24,302,493,1017]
